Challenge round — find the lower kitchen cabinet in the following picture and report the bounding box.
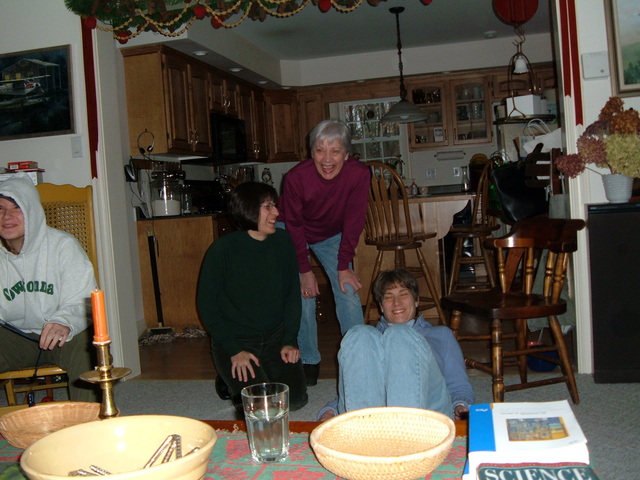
[136,215,234,331]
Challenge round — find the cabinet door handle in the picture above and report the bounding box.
[254,141,260,154]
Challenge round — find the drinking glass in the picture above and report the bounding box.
[241,382,290,463]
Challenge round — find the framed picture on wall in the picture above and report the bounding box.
[0,45,75,141]
[605,0,640,96]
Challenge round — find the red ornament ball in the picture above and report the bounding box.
[194,5,207,19]
[420,0,433,4]
[211,16,222,29]
[117,30,130,45]
[83,17,97,29]
[41,396,53,403]
[318,0,332,13]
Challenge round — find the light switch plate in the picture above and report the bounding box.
[71,136,83,158]
[582,51,610,79]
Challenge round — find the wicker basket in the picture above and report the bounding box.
[0,402,101,449]
[310,407,455,480]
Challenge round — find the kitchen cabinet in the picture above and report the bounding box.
[122,45,212,156]
[407,75,492,150]
[211,73,240,118]
[264,89,301,162]
[239,85,269,162]
[136,215,234,331]
[297,90,326,158]
[491,63,557,101]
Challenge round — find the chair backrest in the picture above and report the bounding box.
[471,161,497,228]
[364,161,417,246]
[35,183,99,281]
[486,217,585,298]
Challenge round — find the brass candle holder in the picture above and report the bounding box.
[80,340,131,419]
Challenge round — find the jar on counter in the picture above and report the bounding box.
[150,171,182,217]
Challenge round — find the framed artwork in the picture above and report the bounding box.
[0,45,75,141]
[605,0,640,96]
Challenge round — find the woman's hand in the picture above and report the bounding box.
[280,345,300,364]
[338,268,362,294]
[231,351,260,383]
[39,322,70,350]
[454,404,469,421]
[300,271,320,299]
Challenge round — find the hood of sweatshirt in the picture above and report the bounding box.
[0,173,46,256]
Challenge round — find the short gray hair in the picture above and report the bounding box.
[308,120,351,152]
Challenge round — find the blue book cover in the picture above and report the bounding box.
[463,400,588,480]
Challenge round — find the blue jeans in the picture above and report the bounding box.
[337,324,452,416]
[298,233,364,365]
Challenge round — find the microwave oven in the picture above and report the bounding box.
[210,112,247,164]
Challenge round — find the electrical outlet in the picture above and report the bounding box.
[453,167,461,177]
[426,168,436,180]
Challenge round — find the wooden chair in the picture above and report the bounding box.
[0,183,97,405]
[363,161,446,325]
[441,216,586,403]
[447,161,499,294]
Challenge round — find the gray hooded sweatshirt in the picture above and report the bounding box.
[0,174,96,340]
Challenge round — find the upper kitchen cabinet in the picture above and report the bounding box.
[407,81,450,148]
[491,62,557,101]
[122,45,212,156]
[407,75,492,150]
[239,84,269,162]
[264,89,301,163]
[211,73,240,118]
[297,90,326,158]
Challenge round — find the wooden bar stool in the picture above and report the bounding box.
[447,160,499,294]
[442,217,585,403]
[0,366,68,405]
[363,162,446,325]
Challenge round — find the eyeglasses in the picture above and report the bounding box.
[261,202,278,211]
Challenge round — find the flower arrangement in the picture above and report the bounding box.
[556,96,640,179]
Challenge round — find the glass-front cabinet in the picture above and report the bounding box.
[408,82,449,149]
[450,77,492,145]
[407,76,492,150]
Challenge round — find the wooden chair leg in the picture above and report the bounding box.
[415,247,446,325]
[515,318,528,383]
[548,315,580,404]
[4,379,17,406]
[364,250,384,324]
[449,310,461,335]
[448,237,464,295]
[491,318,505,402]
[480,238,497,288]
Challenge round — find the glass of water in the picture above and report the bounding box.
[241,382,290,463]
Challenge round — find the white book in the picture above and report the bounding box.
[463,400,589,480]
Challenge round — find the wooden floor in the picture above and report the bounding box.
[137,284,575,381]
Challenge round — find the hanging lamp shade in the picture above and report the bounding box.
[381,7,428,124]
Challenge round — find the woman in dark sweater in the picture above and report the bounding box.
[197,182,308,411]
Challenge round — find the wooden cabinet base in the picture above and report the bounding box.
[136,215,232,331]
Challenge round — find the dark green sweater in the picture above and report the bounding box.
[197,229,301,357]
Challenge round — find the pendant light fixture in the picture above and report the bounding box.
[381,7,428,124]
[506,25,537,96]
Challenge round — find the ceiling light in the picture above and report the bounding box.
[229,67,243,73]
[381,7,428,124]
[483,30,497,39]
[192,50,208,57]
[257,80,269,85]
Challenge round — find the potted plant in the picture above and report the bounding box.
[556,97,640,202]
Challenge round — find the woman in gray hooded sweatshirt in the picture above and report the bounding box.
[0,173,98,402]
